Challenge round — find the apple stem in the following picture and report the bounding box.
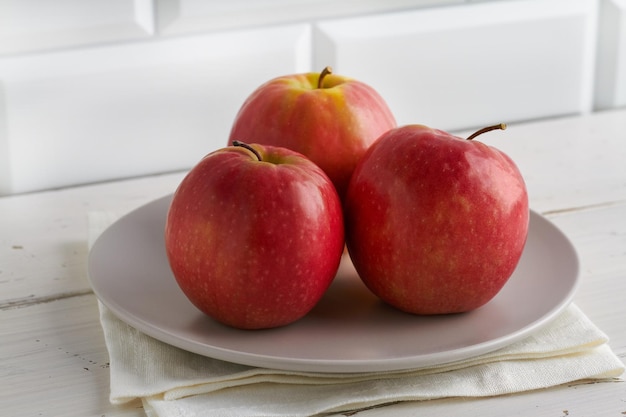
[233,140,262,161]
[466,123,507,141]
[318,66,332,89]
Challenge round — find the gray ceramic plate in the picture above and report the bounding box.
[88,195,579,373]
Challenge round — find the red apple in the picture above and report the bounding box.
[344,124,529,315]
[164,142,345,329]
[228,67,397,200]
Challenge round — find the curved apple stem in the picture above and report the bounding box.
[466,123,507,141]
[318,66,332,89]
[233,140,262,161]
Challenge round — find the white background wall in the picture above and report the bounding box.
[0,0,625,195]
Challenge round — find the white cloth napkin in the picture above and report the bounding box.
[89,212,624,417]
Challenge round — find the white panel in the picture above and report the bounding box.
[315,0,598,131]
[0,0,154,55]
[594,0,626,110]
[0,24,312,195]
[156,0,463,35]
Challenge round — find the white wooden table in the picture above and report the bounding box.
[2,109,625,416]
